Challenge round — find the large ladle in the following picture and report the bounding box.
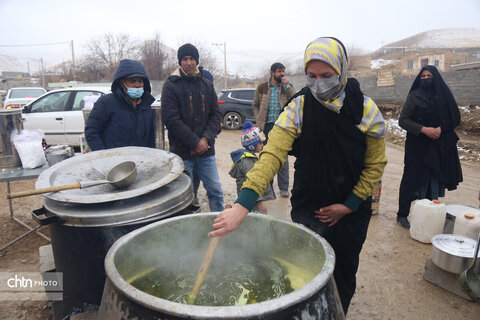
[7,161,137,199]
[459,231,480,301]
[186,204,232,304]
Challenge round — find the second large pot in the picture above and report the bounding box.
[32,173,194,320]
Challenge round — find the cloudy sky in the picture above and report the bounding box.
[1,0,479,76]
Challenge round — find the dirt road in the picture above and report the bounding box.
[0,129,479,319]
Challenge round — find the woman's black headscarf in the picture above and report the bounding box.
[400,65,462,195]
[409,65,460,130]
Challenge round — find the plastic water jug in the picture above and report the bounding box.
[410,199,446,243]
[453,209,480,240]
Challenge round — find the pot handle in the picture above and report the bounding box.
[32,207,65,226]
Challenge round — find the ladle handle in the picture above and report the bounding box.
[191,236,221,297]
[7,183,81,199]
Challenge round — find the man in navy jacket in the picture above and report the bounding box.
[162,43,224,211]
[85,59,155,151]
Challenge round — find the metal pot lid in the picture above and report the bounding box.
[36,147,183,204]
[43,173,192,227]
[431,234,480,258]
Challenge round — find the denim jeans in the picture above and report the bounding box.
[264,122,289,192]
[183,156,224,212]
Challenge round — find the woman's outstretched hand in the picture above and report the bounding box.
[208,203,249,237]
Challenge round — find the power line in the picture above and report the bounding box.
[0,41,70,47]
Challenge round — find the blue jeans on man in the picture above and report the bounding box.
[264,122,289,195]
[183,156,224,212]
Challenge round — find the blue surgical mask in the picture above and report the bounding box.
[123,82,144,99]
[126,87,144,99]
[306,76,339,100]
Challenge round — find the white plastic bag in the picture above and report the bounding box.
[13,129,46,169]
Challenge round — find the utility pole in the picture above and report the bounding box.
[40,58,45,89]
[212,42,227,89]
[71,40,76,80]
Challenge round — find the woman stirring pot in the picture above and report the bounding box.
[209,37,387,315]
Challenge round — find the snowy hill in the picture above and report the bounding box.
[374,28,480,53]
[0,54,46,73]
[227,50,303,78]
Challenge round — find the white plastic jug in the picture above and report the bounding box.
[453,209,480,240]
[410,199,446,243]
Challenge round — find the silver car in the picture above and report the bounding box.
[3,87,47,109]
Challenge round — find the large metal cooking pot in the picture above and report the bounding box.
[0,109,23,167]
[431,234,480,274]
[98,213,345,319]
[32,173,194,320]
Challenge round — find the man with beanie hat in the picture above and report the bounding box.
[86,59,155,151]
[229,122,275,213]
[252,62,295,198]
[162,43,224,212]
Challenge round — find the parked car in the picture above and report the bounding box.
[217,88,256,130]
[152,93,161,107]
[22,87,110,146]
[3,87,47,109]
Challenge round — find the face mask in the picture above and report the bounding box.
[123,81,144,99]
[419,78,434,89]
[306,76,340,100]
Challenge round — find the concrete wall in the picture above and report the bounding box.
[357,69,480,106]
[290,69,480,106]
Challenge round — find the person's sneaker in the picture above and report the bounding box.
[397,217,410,229]
[280,190,289,198]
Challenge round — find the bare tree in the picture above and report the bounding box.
[346,43,370,72]
[78,33,140,81]
[138,33,170,80]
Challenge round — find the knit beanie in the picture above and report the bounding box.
[178,43,199,65]
[241,121,265,151]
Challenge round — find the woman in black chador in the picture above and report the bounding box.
[396,65,463,228]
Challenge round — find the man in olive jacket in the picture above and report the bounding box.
[161,43,224,211]
[252,62,295,197]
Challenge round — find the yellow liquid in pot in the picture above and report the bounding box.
[129,256,316,306]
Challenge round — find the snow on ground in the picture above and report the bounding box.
[371,59,398,69]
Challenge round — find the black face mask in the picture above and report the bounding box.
[420,78,434,89]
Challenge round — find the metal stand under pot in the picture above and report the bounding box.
[30,147,193,320]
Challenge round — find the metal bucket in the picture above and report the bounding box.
[152,105,165,150]
[0,109,23,167]
[98,213,345,319]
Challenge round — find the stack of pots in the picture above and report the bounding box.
[31,147,193,319]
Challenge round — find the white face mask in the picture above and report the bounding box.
[306,76,340,100]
